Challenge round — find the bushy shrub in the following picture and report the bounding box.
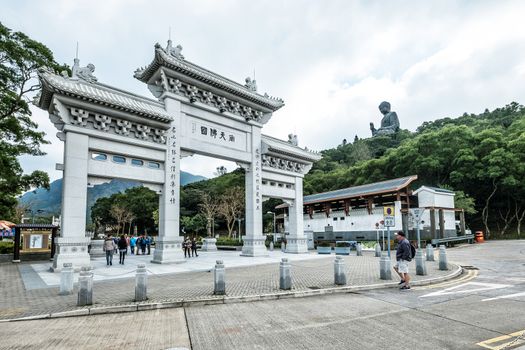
[215,237,243,246]
[335,242,351,248]
[318,241,331,247]
[0,242,14,254]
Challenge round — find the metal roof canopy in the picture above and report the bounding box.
[15,224,59,229]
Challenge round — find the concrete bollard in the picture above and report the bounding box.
[379,253,392,280]
[59,263,74,295]
[439,245,448,270]
[356,243,363,256]
[77,266,93,306]
[375,243,382,257]
[415,248,427,276]
[214,260,226,295]
[281,243,285,252]
[334,256,347,285]
[279,258,291,290]
[135,264,148,301]
[269,241,274,251]
[426,244,435,261]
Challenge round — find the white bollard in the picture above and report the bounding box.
[334,256,346,285]
[214,260,226,295]
[356,243,363,256]
[439,245,448,270]
[426,244,435,261]
[269,241,274,251]
[375,243,382,257]
[279,258,291,290]
[59,263,74,295]
[77,266,93,306]
[379,253,392,280]
[415,249,427,276]
[135,264,148,301]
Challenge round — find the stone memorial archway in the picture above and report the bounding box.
[36,40,321,270]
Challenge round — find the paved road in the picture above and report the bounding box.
[1,240,524,349]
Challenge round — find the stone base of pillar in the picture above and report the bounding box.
[285,238,308,254]
[241,237,268,257]
[89,239,105,258]
[51,237,91,272]
[201,238,218,252]
[151,238,185,264]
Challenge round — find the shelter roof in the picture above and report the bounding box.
[15,223,58,229]
[37,70,172,123]
[276,175,418,208]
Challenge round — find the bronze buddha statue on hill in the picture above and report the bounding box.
[370,101,400,136]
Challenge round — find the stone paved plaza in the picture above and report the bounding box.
[0,249,456,321]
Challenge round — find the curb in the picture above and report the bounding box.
[0,263,463,322]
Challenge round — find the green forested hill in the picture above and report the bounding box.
[303,102,525,238]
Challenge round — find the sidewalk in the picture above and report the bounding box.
[0,250,460,321]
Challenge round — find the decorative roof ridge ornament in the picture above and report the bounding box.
[166,39,184,59]
[244,77,257,92]
[288,133,298,146]
[71,57,97,83]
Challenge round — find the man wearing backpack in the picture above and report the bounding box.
[394,231,413,290]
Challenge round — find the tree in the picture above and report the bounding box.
[0,22,68,220]
[218,186,244,237]
[110,205,127,235]
[198,191,220,237]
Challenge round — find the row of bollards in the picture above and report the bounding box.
[60,245,450,305]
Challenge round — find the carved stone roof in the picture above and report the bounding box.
[261,134,322,162]
[134,44,285,112]
[37,70,172,123]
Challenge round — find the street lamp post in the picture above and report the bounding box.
[267,211,276,236]
[237,217,244,243]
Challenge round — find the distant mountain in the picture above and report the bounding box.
[19,171,207,218]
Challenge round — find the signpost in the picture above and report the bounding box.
[383,206,395,257]
[412,208,424,249]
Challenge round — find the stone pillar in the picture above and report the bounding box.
[426,244,435,261]
[135,264,148,301]
[214,260,226,295]
[286,177,308,254]
[356,243,363,256]
[269,241,274,251]
[201,238,217,252]
[241,126,268,257]
[77,266,93,306]
[59,263,74,295]
[430,209,436,239]
[279,258,291,290]
[415,249,427,276]
[379,253,392,280]
[152,98,183,263]
[439,245,448,270]
[459,210,466,235]
[439,209,445,238]
[53,132,91,271]
[375,243,382,257]
[334,256,346,285]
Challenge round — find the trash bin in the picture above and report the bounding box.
[475,231,484,243]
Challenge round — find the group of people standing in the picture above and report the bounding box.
[183,237,198,258]
[102,233,152,266]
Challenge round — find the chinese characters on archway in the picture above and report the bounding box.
[200,125,235,142]
[255,147,261,211]
[168,126,177,205]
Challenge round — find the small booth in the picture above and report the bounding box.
[12,224,59,263]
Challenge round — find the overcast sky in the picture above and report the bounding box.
[4,0,525,181]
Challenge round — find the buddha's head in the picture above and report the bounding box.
[378,101,391,115]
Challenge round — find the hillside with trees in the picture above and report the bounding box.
[304,102,525,239]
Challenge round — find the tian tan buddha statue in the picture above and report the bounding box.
[370,101,400,136]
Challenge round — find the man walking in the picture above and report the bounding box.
[394,231,412,290]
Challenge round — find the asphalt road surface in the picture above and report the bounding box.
[1,240,524,350]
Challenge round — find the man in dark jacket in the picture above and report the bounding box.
[394,231,412,290]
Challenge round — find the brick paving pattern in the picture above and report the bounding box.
[0,252,453,320]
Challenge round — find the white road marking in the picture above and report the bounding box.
[482,291,525,302]
[420,282,511,298]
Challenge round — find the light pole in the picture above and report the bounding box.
[237,217,244,242]
[267,211,276,236]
